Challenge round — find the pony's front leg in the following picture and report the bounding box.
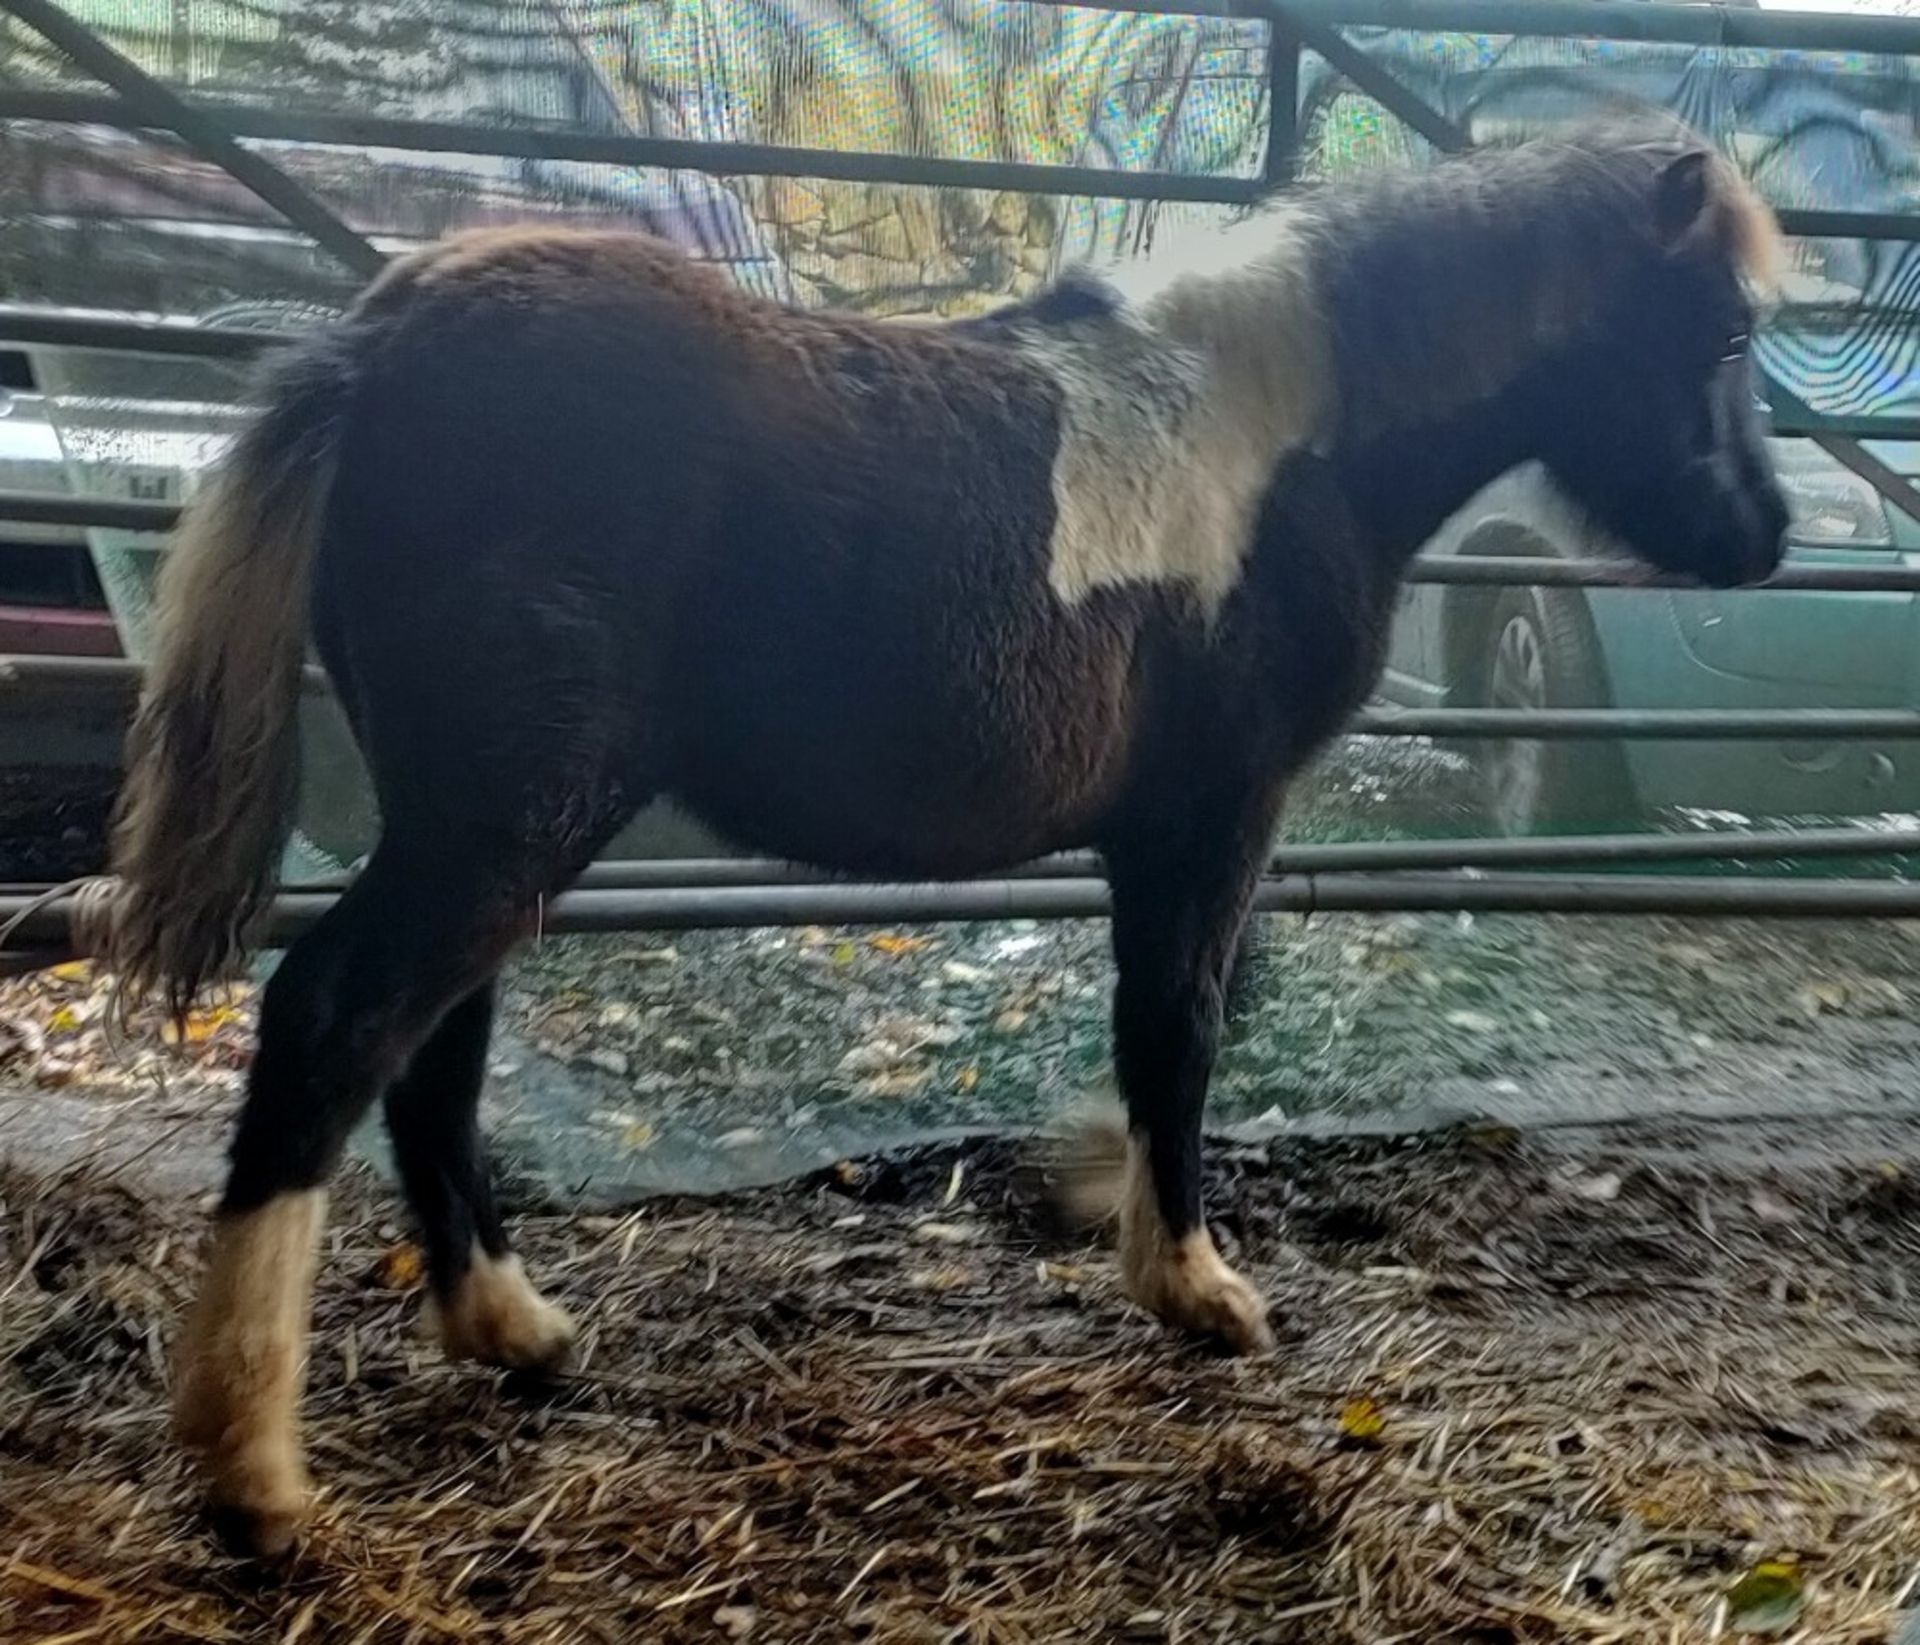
[1102,820,1275,1354]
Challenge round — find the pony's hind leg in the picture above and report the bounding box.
[1099,811,1278,1355]
[173,847,536,1556]
[384,983,575,1371]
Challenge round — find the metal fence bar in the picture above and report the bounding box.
[4,307,1914,452]
[258,825,1920,894]
[5,653,1919,739]
[11,870,1920,953]
[0,491,180,533]
[12,491,1920,596]
[1055,0,1920,54]
[0,91,1266,209]
[0,304,277,361]
[1263,27,1303,187]
[0,0,385,278]
[1351,708,1920,740]
[1,89,1914,244]
[1408,558,1920,592]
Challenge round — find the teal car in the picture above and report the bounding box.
[1379,439,1920,833]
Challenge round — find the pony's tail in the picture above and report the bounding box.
[108,342,354,1019]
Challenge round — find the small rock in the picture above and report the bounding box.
[1446,1010,1501,1034]
[714,1605,757,1639]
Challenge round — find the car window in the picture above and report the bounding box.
[1768,438,1893,548]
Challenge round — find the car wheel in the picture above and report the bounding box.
[1472,585,1637,835]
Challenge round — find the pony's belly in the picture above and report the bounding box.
[667,727,1119,880]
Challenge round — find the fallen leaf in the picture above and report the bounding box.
[913,1221,975,1246]
[1039,1261,1087,1285]
[1795,981,1849,1019]
[955,1065,981,1094]
[869,933,933,956]
[584,1048,631,1077]
[1446,1010,1501,1034]
[713,1605,757,1640]
[909,1265,972,1292]
[838,1039,907,1077]
[621,1121,657,1151]
[49,960,93,983]
[831,942,858,966]
[942,961,989,984]
[0,1015,44,1069]
[858,1069,931,1099]
[994,1008,1031,1035]
[163,1004,242,1046]
[1572,1172,1623,1203]
[1725,1560,1805,1635]
[1338,1395,1387,1446]
[376,1242,425,1290]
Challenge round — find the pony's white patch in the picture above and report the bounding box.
[1014,201,1336,612]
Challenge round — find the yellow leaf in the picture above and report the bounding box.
[49,960,92,983]
[955,1065,981,1094]
[1725,1560,1804,1635]
[45,1006,80,1034]
[621,1121,657,1151]
[1338,1396,1387,1445]
[164,1004,241,1046]
[831,942,858,966]
[376,1243,425,1290]
[869,933,932,956]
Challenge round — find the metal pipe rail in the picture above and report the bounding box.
[0,303,279,361]
[4,307,1913,447]
[8,493,1920,596]
[11,871,1920,955]
[5,654,1919,741]
[0,95,1913,240]
[256,824,1919,895]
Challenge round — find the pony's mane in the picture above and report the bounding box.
[1172,117,1785,438]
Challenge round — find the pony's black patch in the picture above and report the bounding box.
[949,269,1121,340]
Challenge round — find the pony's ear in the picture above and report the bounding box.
[1653,150,1714,249]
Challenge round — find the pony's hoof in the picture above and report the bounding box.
[209,1490,308,1561]
[432,1253,577,1373]
[196,1442,312,1560]
[1126,1232,1275,1356]
[1175,1262,1275,1356]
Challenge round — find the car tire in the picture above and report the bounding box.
[1470,585,1638,835]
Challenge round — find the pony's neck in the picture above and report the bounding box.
[1330,368,1557,569]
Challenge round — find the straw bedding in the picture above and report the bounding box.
[4,1115,1920,1643]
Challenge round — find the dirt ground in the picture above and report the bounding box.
[8,743,1920,1639]
[5,1116,1920,1643]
